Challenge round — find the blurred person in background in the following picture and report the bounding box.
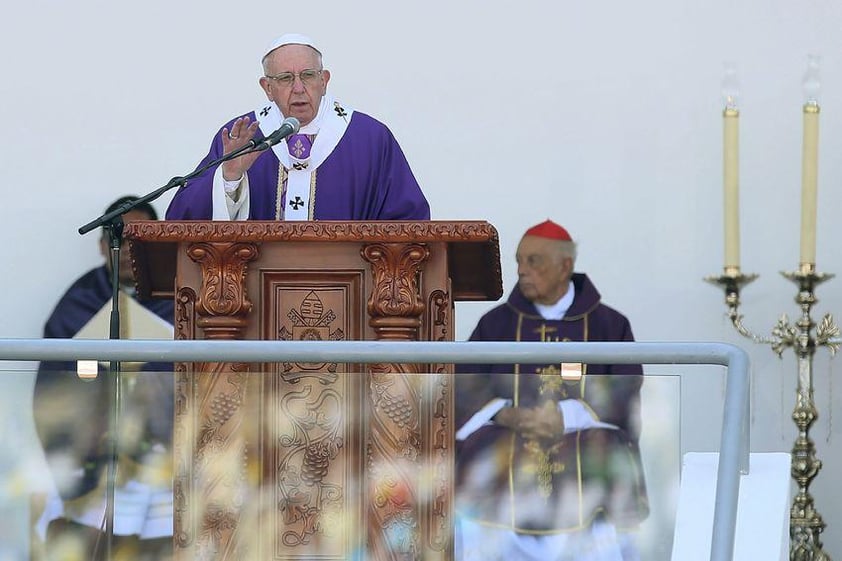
[32,195,174,561]
[454,219,649,561]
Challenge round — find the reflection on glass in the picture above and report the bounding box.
[30,365,174,561]
[1,368,680,561]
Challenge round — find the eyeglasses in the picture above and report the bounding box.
[264,69,323,87]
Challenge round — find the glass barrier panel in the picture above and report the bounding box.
[0,364,691,561]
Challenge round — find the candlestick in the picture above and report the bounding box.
[722,63,740,270]
[800,55,821,266]
[707,54,835,561]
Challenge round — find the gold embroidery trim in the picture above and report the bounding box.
[523,440,564,500]
[275,165,288,220]
[308,168,317,220]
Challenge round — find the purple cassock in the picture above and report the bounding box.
[165,103,430,221]
[455,273,649,533]
[33,265,174,499]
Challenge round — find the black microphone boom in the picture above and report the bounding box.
[79,118,301,234]
[252,117,301,151]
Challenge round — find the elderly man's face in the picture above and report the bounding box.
[515,235,572,306]
[260,44,330,127]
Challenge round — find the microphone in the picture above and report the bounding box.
[253,117,300,150]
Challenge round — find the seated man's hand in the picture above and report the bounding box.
[520,401,566,440]
[494,401,565,440]
[492,406,522,431]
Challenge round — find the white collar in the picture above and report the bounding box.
[534,281,575,320]
[252,94,353,170]
[252,94,354,220]
[297,95,328,135]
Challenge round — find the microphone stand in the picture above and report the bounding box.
[79,134,283,236]
[76,131,284,561]
[100,217,124,561]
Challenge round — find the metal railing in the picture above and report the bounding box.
[0,338,749,561]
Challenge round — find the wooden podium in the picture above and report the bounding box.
[124,220,502,561]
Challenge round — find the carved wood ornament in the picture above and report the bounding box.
[124,221,502,561]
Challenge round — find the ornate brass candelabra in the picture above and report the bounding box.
[706,264,838,561]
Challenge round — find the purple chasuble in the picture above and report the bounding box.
[34,265,175,500]
[40,265,173,340]
[454,273,649,533]
[166,111,430,220]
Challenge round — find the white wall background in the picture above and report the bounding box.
[2,0,841,558]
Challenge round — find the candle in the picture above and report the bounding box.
[722,64,740,270]
[800,55,821,266]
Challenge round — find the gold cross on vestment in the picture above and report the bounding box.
[523,440,565,499]
[533,323,558,342]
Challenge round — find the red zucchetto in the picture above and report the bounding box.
[523,219,572,241]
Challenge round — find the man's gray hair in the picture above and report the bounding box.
[555,240,578,265]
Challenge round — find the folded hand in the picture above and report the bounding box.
[495,401,565,441]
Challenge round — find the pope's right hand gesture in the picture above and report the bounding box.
[220,116,262,181]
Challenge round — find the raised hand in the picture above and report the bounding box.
[220,116,263,181]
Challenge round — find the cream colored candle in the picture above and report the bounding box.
[721,63,740,271]
[799,55,821,266]
[723,107,740,269]
[800,103,820,265]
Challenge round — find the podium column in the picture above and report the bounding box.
[174,241,258,560]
